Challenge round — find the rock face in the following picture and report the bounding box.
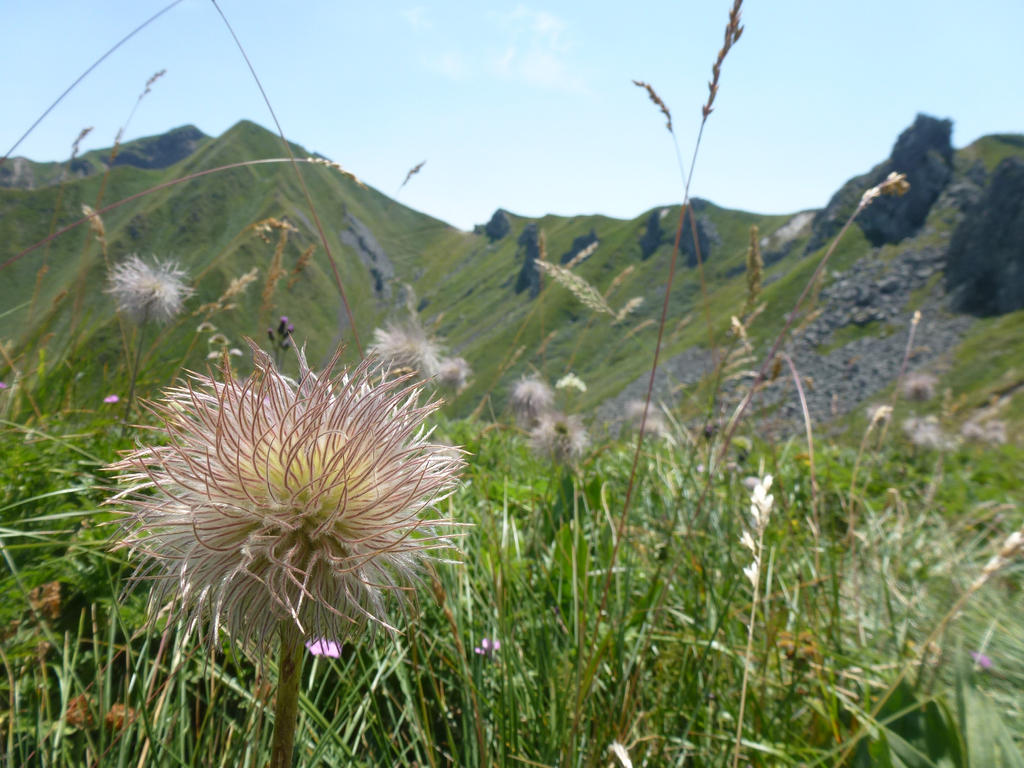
[340,213,394,301]
[639,209,665,259]
[639,202,719,265]
[111,125,207,170]
[680,209,721,268]
[946,157,1024,316]
[484,209,511,241]
[514,223,542,297]
[805,114,954,252]
[560,229,599,264]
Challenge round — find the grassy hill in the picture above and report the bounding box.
[2,119,1023,442]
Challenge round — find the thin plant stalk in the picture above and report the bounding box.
[121,321,147,436]
[731,526,766,768]
[269,621,304,768]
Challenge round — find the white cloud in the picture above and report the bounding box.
[401,6,432,29]
[428,51,467,80]
[493,6,585,92]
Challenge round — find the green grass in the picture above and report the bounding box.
[2,407,1023,766]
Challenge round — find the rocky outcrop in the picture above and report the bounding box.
[639,203,719,265]
[483,209,511,241]
[559,229,599,264]
[680,208,721,268]
[639,209,665,259]
[805,114,954,253]
[340,213,394,301]
[514,223,542,297]
[946,157,1024,316]
[110,125,207,170]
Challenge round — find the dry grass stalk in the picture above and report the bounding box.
[537,328,558,356]
[632,80,672,132]
[81,204,107,252]
[565,240,599,269]
[744,225,762,313]
[194,267,259,318]
[604,264,635,299]
[308,156,365,188]
[615,296,645,323]
[625,318,655,339]
[704,0,744,119]
[399,160,426,191]
[536,261,614,317]
[287,244,316,288]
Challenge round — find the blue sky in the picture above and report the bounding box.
[4,0,1023,230]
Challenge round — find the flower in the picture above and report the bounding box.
[969,650,992,670]
[368,320,441,379]
[0,382,6,389]
[106,254,193,325]
[305,638,342,658]
[105,341,465,653]
[104,394,120,404]
[474,637,500,657]
[624,399,669,440]
[509,376,554,426]
[900,371,938,402]
[436,356,472,394]
[555,372,587,393]
[529,412,589,464]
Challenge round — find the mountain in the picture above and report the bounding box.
[2,116,1023,439]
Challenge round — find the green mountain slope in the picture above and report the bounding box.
[2,117,1023,440]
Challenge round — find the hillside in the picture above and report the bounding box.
[2,115,1023,441]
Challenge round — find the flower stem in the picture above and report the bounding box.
[121,321,147,437]
[269,620,304,768]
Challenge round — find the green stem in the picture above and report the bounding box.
[269,620,304,768]
[121,321,147,438]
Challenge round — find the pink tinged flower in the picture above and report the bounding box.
[474,637,501,657]
[105,341,465,654]
[305,638,342,658]
[0,382,6,389]
[104,394,120,404]
[969,650,992,670]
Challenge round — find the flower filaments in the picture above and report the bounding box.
[368,320,442,379]
[106,254,193,325]
[106,342,464,653]
[529,412,588,465]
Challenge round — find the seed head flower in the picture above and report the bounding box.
[529,412,589,465]
[105,342,464,653]
[437,356,472,394]
[106,254,193,325]
[509,376,554,426]
[900,371,938,402]
[368,320,442,379]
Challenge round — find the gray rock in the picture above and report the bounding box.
[340,213,394,301]
[483,209,511,241]
[805,114,954,253]
[946,157,1024,315]
[514,223,542,297]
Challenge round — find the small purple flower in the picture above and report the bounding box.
[104,394,120,404]
[474,637,501,658]
[969,650,992,670]
[0,382,6,389]
[306,638,342,658]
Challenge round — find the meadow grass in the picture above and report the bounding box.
[2,1,1023,766]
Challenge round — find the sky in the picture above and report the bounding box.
[3,0,1023,231]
